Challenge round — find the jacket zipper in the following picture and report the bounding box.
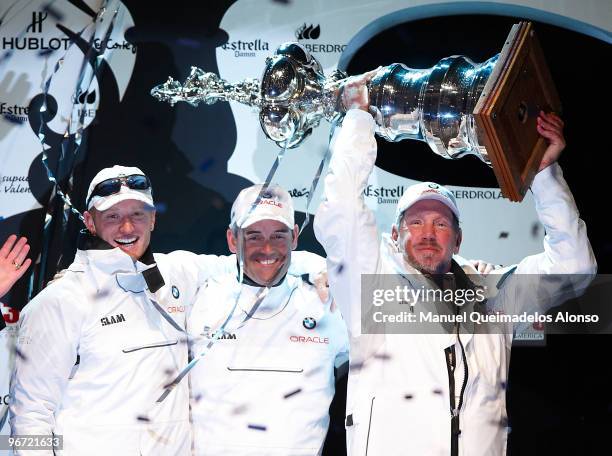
[445,329,469,456]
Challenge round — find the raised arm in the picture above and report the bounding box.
[500,113,597,316]
[314,106,380,337]
[517,112,595,277]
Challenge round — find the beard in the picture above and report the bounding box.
[405,245,451,275]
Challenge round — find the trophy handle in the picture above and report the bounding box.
[151,67,261,108]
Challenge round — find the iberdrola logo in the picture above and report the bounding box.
[296,24,320,40]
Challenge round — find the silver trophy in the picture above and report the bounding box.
[151,22,558,201]
[151,42,496,162]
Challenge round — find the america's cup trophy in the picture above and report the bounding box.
[152,21,560,201]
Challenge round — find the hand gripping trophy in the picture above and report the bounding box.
[152,22,560,201]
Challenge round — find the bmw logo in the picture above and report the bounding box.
[303,317,316,330]
[171,286,180,299]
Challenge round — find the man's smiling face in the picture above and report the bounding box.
[227,219,298,286]
[84,199,155,261]
[392,199,461,274]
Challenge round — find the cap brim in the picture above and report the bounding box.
[90,191,154,212]
[239,214,294,230]
[399,194,460,220]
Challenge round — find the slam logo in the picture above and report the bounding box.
[296,24,320,40]
[202,326,237,340]
[101,314,126,326]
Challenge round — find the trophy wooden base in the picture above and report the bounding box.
[474,22,562,202]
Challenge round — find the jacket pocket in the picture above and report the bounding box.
[122,339,178,353]
[227,365,303,373]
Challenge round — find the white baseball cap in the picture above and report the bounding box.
[86,165,154,211]
[230,184,294,230]
[395,181,460,224]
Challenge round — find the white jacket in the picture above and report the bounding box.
[188,272,349,456]
[9,234,325,456]
[314,109,597,456]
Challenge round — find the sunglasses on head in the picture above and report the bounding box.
[87,174,152,206]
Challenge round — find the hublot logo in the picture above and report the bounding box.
[26,11,48,34]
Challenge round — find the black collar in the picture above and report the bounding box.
[77,229,114,251]
[424,259,477,291]
[77,230,164,292]
[236,258,287,287]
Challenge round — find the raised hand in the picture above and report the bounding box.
[537,111,566,172]
[0,235,32,299]
[339,67,383,112]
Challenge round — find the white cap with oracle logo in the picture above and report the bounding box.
[230,184,295,230]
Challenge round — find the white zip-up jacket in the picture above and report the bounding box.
[188,272,349,456]
[9,234,325,456]
[314,110,597,456]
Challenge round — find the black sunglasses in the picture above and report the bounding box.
[87,174,152,206]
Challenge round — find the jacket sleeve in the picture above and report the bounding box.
[517,163,596,275]
[190,252,237,285]
[9,284,83,455]
[506,163,597,314]
[314,109,381,337]
[288,251,326,277]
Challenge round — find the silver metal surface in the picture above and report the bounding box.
[370,55,498,162]
[151,42,499,162]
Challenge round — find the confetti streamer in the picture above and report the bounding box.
[283,388,302,399]
[247,424,267,432]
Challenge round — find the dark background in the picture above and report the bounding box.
[2,1,611,454]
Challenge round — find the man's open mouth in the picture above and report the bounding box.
[115,237,138,246]
[256,258,278,265]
